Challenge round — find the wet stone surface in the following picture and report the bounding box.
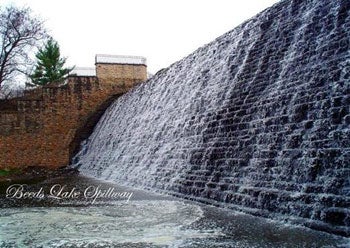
[73,0,350,237]
[0,174,349,247]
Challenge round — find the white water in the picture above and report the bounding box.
[0,175,348,247]
[73,0,350,237]
[0,200,218,247]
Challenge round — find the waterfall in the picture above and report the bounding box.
[74,0,350,236]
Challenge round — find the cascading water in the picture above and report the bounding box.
[74,0,350,236]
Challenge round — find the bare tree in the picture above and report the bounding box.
[0,83,25,99]
[0,6,46,91]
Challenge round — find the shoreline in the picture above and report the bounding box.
[0,166,79,185]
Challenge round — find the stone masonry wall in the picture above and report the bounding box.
[0,63,147,169]
[96,64,147,87]
[75,0,350,236]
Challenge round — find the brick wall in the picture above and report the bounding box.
[96,63,147,86]
[0,62,147,169]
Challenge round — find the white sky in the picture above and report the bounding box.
[3,0,280,74]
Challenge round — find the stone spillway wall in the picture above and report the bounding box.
[75,0,350,236]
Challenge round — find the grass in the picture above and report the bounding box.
[0,168,21,176]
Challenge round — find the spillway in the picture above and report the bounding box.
[74,0,350,236]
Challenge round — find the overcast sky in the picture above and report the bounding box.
[3,0,280,74]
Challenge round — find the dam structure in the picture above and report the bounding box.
[0,54,147,169]
[74,0,350,236]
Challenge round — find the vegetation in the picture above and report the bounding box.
[0,168,21,176]
[29,38,73,86]
[0,6,46,90]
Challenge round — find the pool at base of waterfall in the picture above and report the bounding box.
[0,174,348,248]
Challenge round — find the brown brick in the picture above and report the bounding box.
[0,63,147,169]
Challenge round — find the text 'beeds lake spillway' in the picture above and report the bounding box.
[74,0,350,236]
